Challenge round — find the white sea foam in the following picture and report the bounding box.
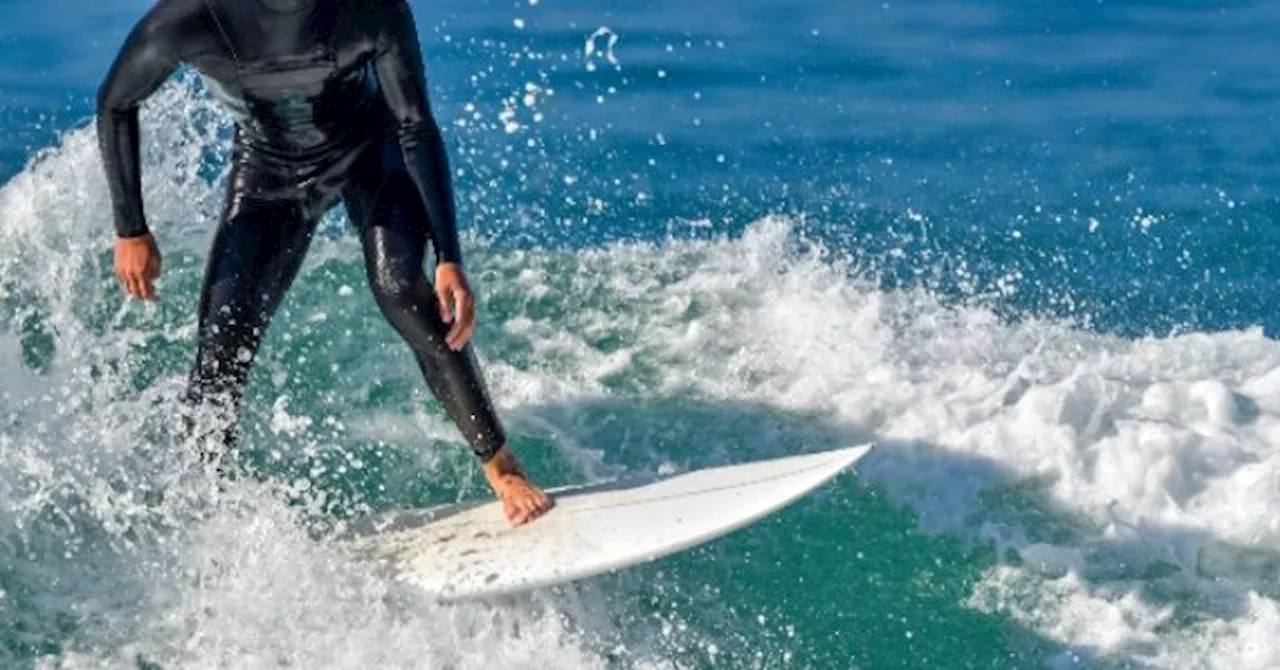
[0,81,681,670]
[470,217,1280,669]
[4,76,1280,669]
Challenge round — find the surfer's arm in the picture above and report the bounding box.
[372,0,463,266]
[95,3,190,239]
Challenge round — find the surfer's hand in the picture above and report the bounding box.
[115,233,161,301]
[482,447,553,526]
[435,262,475,350]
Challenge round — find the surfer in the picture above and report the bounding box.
[96,0,552,526]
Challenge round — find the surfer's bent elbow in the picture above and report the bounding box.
[95,1,195,238]
[373,1,464,266]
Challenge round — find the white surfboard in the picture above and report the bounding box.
[339,443,874,603]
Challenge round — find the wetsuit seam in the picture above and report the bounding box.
[203,0,241,70]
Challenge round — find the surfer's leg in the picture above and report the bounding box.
[342,143,551,524]
[184,177,317,473]
[343,170,506,459]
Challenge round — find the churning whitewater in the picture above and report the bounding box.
[4,39,1280,670]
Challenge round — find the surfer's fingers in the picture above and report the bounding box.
[448,319,474,351]
[435,283,453,324]
[123,268,155,301]
[121,273,142,299]
[445,320,464,351]
[140,276,157,301]
[445,287,474,350]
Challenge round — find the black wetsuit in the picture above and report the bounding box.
[96,0,506,463]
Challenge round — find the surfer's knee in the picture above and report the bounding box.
[187,345,254,415]
[368,271,417,309]
[188,300,266,409]
[195,310,265,372]
[367,272,444,339]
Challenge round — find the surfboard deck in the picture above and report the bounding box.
[339,443,874,603]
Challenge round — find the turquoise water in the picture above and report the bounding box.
[4,0,1280,667]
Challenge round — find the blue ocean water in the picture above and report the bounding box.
[4,0,1280,668]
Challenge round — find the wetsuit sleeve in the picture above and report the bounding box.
[96,5,189,239]
[373,0,464,266]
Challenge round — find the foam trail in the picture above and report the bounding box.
[472,218,1280,669]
